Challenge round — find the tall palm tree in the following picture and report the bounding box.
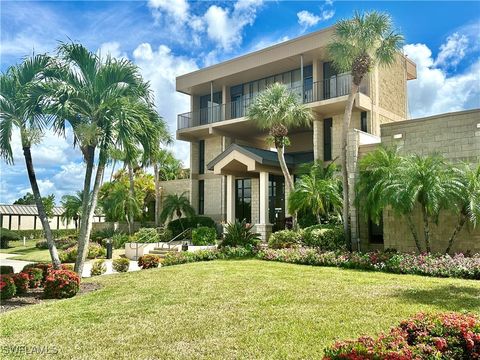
[445,163,480,253]
[0,54,61,268]
[288,161,342,224]
[44,43,152,275]
[60,191,84,229]
[159,192,195,231]
[327,11,404,248]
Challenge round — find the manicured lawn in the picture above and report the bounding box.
[1,260,479,359]
[0,240,52,262]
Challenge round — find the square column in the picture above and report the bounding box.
[256,171,272,242]
[226,175,235,224]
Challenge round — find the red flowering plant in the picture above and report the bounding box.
[323,312,480,360]
[138,254,161,269]
[22,267,43,288]
[0,275,16,301]
[23,263,74,285]
[12,272,30,294]
[43,270,80,299]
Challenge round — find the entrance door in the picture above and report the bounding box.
[269,175,285,231]
[235,178,251,223]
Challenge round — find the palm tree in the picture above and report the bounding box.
[0,54,61,268]
[445,163,480,253]
[288,161,342,224]
[60,191,84,229]
[247,83,313,194]
[327,11,404,248]
[43,43,153,275]
[159,192,195,231]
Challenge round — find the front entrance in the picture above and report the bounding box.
[269,175,285,231]
[235,178,251,223]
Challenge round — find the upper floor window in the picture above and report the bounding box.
[198,180,205,215]
[199,92,222,125]
[360,111,368,133]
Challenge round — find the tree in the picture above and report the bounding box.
[159,193,195,231]
[446,164,480,253]
[247,82,313,208]
[60,191,84,229]
[288,161,342,224]
[0,55,61,268]
[327,11,403,248]
[14,192,56,218]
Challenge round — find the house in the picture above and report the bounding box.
[172,26,479,253]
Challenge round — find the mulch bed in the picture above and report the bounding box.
[0,282,102,314]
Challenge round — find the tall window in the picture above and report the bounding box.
[323,118,332,161]
[235,178,251,223]
[198,180,205,215]
[199,140,205,174]
[369,216,384,244]
[199,92,222,124]
[360,111,368,133]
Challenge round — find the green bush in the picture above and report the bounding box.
[302,225,346,251]
[36,236,77,250]
[0,275,16,301]
[90,259,107,276]
[161,247,255,267]
[138,254,160,269]
[44,270,80,299]
[0,228,20,248]
[111,233,131,249]
[0,265,14,275]
[159,228,173,242]
[220,220,260,249]
[15,229,77,240]
[59,243,106,263]
[268,230,303,249]
[167,216,216,238]
[90,228,115,243]
[134,228,160,243]
[112,258,130,273]
[12,272,29,295]
[192,227,217,246]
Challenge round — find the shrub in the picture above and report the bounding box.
[59,243,106,263]
[138,254,160,269]
[268,230,303,249]
[135,228,160,243]
[162,247,255,267]
[90,228,115,243]
[167,216,216,238]
[23,267,43,288]
[44,270,80,299]
[301,225,346,251]
[112,258,130,273]
[0,228,20,248]
[111,233,131,249]
[36,236,77,250]
[192,226,217,246]
[0,265,14,275]
[0,275,16,301]
[323,312,480,360]
[90,260,107,276]
[221,220,260,249]
[12,272,29,294]
[159,228,173,242]
[15,229,77,241]
[22,263,73,283]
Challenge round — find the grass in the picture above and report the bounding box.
[1,260,479,359]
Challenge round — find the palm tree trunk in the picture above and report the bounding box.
[406,214,422,253]
[127,163,135,235]
[421,207,431,253]
[75,145,95,274]
[75,154,105,276]
[276,145,294,192]
[22,145,61,268]
[445,214,467,254]
[154,163,160,227]
[341,83,359,250]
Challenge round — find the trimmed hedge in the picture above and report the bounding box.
[0,228,20,248]
[268,230,303,249]
[35,236,77,250]
[0,265,14,275]
[161,247,256,267]
[14,229,78,240]
[302,225,346,251]
[167,216,216,238]
[0,275,16,301]
[192,226,217,246]
[59,243,106,263]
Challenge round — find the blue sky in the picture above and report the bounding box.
[1,0,479,204]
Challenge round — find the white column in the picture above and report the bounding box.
[259,171,269,225]
[226,175,235,223]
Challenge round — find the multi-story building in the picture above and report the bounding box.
[173,25,479,253]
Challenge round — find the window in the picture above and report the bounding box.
[198,140,205,174]
[198,180,204,215]
[360,111,368,133]
[369,216,384,244]
[235,178,251,222]
[323,118,332,161]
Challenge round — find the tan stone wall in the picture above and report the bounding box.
[286,131,313,152]
[376,56,407,119]
[251,177,260,224]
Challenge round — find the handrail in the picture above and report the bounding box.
[156,228,191,250]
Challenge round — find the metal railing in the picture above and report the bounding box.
[177,73,369,130]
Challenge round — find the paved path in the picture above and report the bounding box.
[0,256,34,273]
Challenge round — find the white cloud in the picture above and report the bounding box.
[98,41,127,60]
[434,33,469,69]
[148,0,189,21]
[297,11,321,27]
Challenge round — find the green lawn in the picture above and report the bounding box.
[0,240,52,262]
[1,260,479,359]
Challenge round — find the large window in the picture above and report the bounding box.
[198,140,205,175]
[323,118,332,161]
[360,111,368,133]
[369,216,384,244]
[199,91,222,124]
[198,180,204,215]
[235,178,251,223]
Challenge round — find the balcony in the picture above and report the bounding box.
[177,73,369,130]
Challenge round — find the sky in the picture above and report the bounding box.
[1,0,479,205]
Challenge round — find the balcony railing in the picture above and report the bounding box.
[177,73,369,130]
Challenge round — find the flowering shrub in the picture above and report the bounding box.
[0,275,16,301]
[323,312,480,359]
[112,258,130,273]
[90,259,106,276]
[59,243,106,263]
[12,272,30,294]
[23,267,43,288]
[43,270,80,299]
[258,248,480,280]
[138,254,161,269]
[22,263,73,284]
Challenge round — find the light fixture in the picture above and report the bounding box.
[393,133,403,139]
